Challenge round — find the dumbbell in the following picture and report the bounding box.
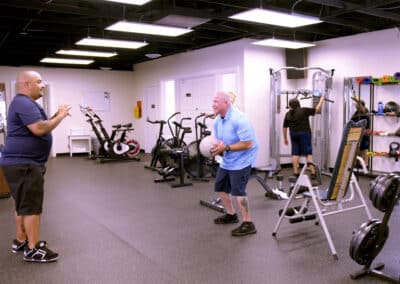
[276,174,284,191]
[288,175,297,196]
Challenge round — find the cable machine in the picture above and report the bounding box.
[269,67,335,174]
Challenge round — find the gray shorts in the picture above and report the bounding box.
[2,164,46,215]
[214,166,251,196]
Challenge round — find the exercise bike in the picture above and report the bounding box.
[144,117,169,171]
[185,113,219,181]
[146,112,184,170]
[80,106,140,163]
[153,112,193,188]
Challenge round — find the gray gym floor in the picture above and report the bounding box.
[0,156,398,284]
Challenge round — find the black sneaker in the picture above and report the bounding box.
[231,222,257,237]
[23,241,59,263]
[11,239,28,253]
[214,213,239,224]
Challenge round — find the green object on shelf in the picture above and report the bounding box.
[372,78,382,85]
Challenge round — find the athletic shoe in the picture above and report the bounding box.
[11,239,28,253]
[214,213,239,224]
[23,241,59,263]
[231,222,257,237]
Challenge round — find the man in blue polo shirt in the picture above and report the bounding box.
[210,91,258,237]
[1,70,71,262]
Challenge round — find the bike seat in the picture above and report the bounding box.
[112,124,122,129]
[123,123,133,128]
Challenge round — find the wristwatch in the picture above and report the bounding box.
[225,145,231,152]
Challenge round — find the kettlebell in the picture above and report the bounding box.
[389,142,400,161]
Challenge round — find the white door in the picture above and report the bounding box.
[176,75,215,144]
[144,85,161,153]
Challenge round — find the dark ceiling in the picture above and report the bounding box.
[1,0,400,71]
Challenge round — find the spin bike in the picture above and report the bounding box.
[80,106,140,163]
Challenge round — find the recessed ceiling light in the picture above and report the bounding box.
[155,15,210,28]
[104,0,151,5]
[76,37,147,49]
[56,49,117,58]
[145,53,162,59]
[40,57,94,65]
[252,38,315,49]
[106,21,193,37]
[230,8,322,28]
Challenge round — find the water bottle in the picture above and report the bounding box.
[377,101,384,115]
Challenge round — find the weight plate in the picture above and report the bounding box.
[369,175,385,193]
[349,219,379,259]
[375,175,397,212]
[349,220,389,265]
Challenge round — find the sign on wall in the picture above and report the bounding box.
[82,91,111,111]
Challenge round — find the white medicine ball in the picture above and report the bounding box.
[199,135,218,158]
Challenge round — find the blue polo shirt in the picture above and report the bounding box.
[213,107,258,170]
[0,94,52,165]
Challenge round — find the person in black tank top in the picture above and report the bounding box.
[283,96,325,177]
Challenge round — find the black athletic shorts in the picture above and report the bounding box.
[290,131,312,156]
[214,166,251,196]
[2,164,46,215]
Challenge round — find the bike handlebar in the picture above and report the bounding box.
[167,112,180,122]
[172,121,191,130]
[180,117,191,122]
[146,117,166,124]
[195,112,206,119]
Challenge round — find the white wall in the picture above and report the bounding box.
[243,44,285,166]
[0,66,135,155]
[309,27,400,165]
[131,39,247,151]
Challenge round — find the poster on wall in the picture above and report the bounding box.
[82,91,111,111]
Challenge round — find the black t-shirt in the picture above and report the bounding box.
[283,107,316,132]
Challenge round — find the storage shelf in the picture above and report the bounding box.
[353,75,400,175]
[68,129,92,157]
